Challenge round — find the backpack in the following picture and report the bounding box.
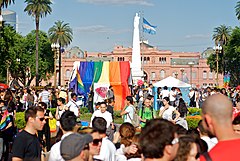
[127,105,140,127]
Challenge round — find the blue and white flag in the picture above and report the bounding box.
[143,18,157,35]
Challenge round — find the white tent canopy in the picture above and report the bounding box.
[153,76,191,88]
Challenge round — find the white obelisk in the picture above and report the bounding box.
[131,13,143,84]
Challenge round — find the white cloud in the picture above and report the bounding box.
[76,0,154,6]
[74,25,130,34]
[185,34,210,39]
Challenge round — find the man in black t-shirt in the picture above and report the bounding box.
[12,106,46,161]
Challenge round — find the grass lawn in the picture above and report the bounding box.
[79,113,123,124]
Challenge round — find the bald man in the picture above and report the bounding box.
[200,94,240,161]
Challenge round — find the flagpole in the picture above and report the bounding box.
[139,11,144,82]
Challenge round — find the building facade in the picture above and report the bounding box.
[55,43,223,88]
[2,10,17,31]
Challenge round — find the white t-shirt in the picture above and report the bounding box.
[90,110,113,128]
[160,106,175,121]
[148,88,153,95]
[169,90,176,101]
[160,90,170,98]
[201,136,217,151]
[138,90,144,101]
[48,132,73,161]
[124,105,134,123]
[116,144,142,161]
[94,136,116,161]
[189,91,196,101]
[39,90,50,103]
[66,99,79,117]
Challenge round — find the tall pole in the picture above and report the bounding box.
[180,68,184,81]
[216,51,219,86]
[213,44,222,87]
[51,43,60,89]
[6,65,9,85]
[190,66,192,86]
[188,62,194,87]
[58,46,61,86]
[6,60,10,85]
[54,49,57,89]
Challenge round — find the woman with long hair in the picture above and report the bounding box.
[55,97,68,133]
[176,98,188,130]
[115,122,137,161]
[159,97,180,124]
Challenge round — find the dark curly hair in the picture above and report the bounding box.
[174,135,199,161]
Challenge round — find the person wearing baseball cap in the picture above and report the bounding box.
[60,133,93,161]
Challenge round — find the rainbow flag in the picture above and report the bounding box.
[69,61,131,110]
[0,110,11,130]
[77,67,85,95]
[223,73,230,88]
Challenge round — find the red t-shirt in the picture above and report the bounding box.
[200,138,240,161]
[232,107,240,119]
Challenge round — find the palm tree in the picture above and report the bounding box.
[48,20,73,86]
[212,25,231,45]
[48,20,73,46]
[24,0,52,86]
[236,1,240,20]
[212,25,232,78]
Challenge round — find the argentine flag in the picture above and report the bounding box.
[143,18,157,35]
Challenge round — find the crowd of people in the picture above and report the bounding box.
[0,84,240,161]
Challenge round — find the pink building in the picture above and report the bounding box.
[55,43,223,88]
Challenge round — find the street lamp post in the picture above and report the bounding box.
[6,60,10,85]
[0,15,3,28]
[58,47,62,87]
[213,44,222,86]
[51,43,60,89]
[188,62,194,87]
[180,68,184,81]
[174,72,178,79]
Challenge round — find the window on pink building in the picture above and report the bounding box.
[151,72,156,80]
[192,71,196,79]
[203,71,207,79]
[209,72,213,79]
[160,70,165,79]
[66,69,70,79]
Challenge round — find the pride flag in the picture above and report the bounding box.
[0,110,11,130]
[223,73,230,88]
[69,61,131,110]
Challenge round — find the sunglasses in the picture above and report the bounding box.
[92,138,102,146]
[36,117,45,122]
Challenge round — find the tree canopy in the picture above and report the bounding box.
[0,26,54,86]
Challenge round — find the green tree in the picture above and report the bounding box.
[235,1,240,20]
[48,20,73,46]
[224,27,240,86]
[0,26,54,86]
[20,30,54,86]
[212,25,231,45]
[48,20,73,86]
[208,25,232,77]
[0,25,18,83]
[24,0,52,86]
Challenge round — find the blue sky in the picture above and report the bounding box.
[6,0,240,52]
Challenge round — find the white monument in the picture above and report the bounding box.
[131,13,143,84]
